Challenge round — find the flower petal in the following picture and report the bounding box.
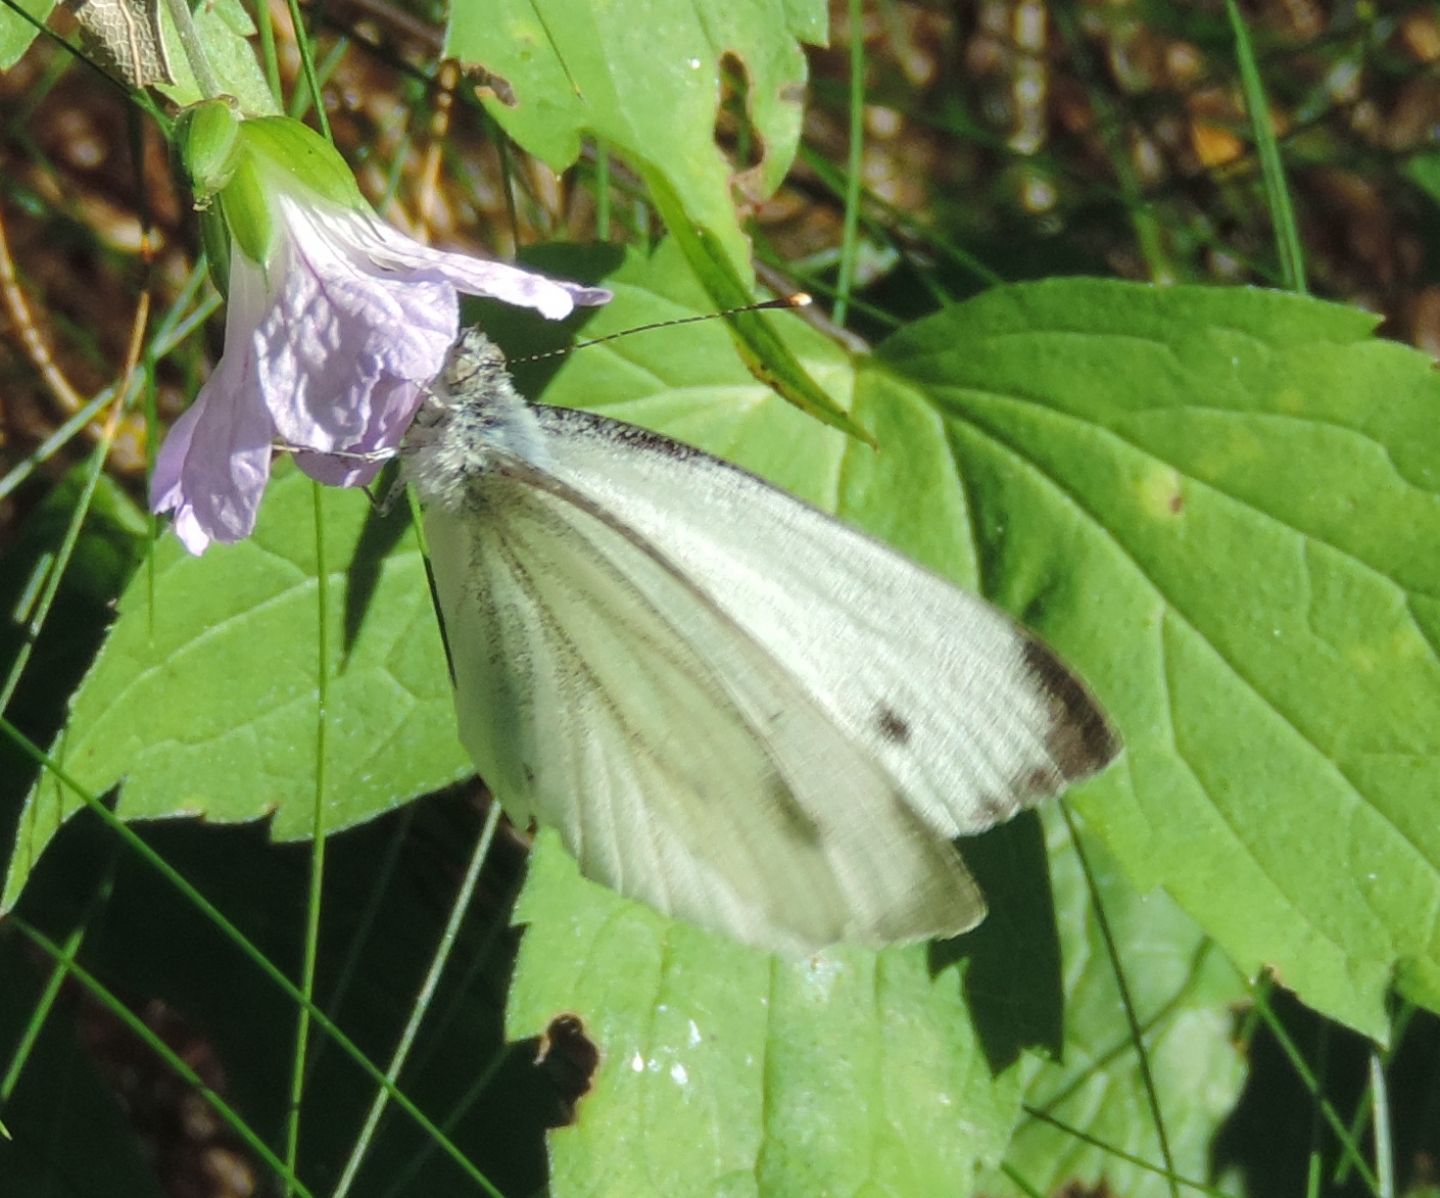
[150,346,274,554]
[259,201,458,453]
[339,207,611,318]
[151,260,278,554]
[291,376,422,487]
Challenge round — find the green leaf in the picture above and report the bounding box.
[509,832,1023,1198]
[0,0,53,71]
[502,256,1436,1188]
[157,0,277,115]
[872,280,1440,1039]
[502,245,1059,1196]
[2,468,469,911]
[442,0,855,440]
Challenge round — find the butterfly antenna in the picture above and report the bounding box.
[512,293,812,365]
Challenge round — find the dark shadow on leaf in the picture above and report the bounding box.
[12,786,553,1195]
[928,811,1064,1075]
[509,1012,601,1130]
[1214,987,1440,1198]
[341,467,411,664]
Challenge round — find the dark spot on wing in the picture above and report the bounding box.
[768,775,823,845]
[1021,640,1121,784]
[1015,765,1057,797]
[874,703,911,745]
[522,764,536,786]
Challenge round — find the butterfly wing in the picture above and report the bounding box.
[423,462,986,950]
[521,405,1119,841]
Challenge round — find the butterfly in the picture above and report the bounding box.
[401,327,1120,951]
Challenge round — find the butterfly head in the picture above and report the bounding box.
[401,328,549,510]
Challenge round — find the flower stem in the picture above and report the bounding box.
[161,0,222,99]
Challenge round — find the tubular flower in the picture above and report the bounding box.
[152,104,608,554]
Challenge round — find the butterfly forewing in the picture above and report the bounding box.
[524,405,1118,838]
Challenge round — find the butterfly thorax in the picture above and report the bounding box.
[402,329,550,511]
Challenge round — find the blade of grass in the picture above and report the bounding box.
[1368,1048,1395,1198]
[831,0,865,327]
[1334,1002,1417,1187]
[283,482,334,1194]
[1249,986,1379,1193]
[0,285,153,713]
[1225,0,1307,293]
[1060,801,1180,1198]
[1050,5,1175,284]
[1016,1106,1240,1198]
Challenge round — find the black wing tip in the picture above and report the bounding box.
[1021,639,1122,784]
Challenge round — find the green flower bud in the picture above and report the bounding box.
[176,98,243,205]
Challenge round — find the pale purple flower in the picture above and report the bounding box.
[151,194,608,554]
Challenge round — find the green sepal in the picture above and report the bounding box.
[197,204,231,297]
[237,117,368,211]
[216,148,275,268]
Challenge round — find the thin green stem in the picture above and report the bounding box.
[284,0,332,140]
[832,0,865,327]
[285,484,333,1190]
[1050,5,1174,282]
[1250,992,1379,1192]
[1019,1106,1239,1198]
[0,0,168,129]
[160,0,222,98]
[1368,1049,1394,1198]
[1060,803,1180,1198]
[0,921,86,1104]
[254,0,282,106]
[0,395,127,713]
[997,1161,1047,1198]
[1335,1003,1416,1186]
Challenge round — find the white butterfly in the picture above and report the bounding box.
[402,328,1120,952]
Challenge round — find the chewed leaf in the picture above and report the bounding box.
[444,0,822,276]
[441,0,858,438]
[492,262,1438,1193]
